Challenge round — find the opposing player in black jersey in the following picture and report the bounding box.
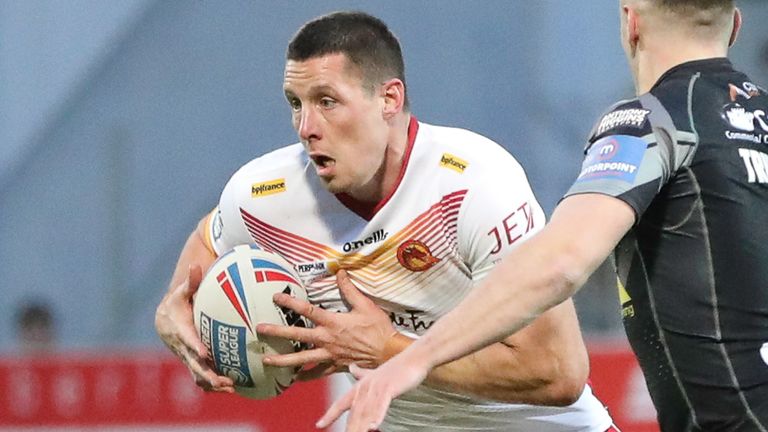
[318,1,768,431]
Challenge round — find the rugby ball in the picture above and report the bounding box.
[193,244,309,399]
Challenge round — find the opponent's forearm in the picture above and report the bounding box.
[382,333,583,405]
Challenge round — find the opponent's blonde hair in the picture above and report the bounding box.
[635,0,735,37]
[650,0,733,11]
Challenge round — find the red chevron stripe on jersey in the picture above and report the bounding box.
[348,189,465,272]
[241,208,339,262]
[238,190,467,275]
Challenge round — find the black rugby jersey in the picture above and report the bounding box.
[566,59,768,431]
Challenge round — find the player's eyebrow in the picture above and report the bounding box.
[284,83,338,96]
[305,84,340,99]
[309,84,336,93]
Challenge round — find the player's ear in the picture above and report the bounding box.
[381,78,405,119]
[728,8,742,48]
[625,5,641,56]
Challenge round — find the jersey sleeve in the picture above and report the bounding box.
[458,150,546,281]
[564,96,697,219]
[204,169,254,256]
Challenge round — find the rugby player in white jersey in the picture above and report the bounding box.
[155,11,618,431]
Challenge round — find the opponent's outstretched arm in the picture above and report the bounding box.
[318,193,635,431]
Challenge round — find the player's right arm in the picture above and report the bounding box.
[156,157,259,392]
[154,213,235,393]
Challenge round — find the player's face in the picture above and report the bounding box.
[283,53,389,197]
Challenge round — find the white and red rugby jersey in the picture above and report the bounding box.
[206,118,613,431]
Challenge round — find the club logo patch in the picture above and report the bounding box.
[397,240,440,272]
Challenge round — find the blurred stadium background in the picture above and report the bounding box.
[0,1,765,430]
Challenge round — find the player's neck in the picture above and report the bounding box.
[634,38,729,95]
[347,113,411,204]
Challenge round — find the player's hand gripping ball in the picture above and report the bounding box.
[193,244,310,399]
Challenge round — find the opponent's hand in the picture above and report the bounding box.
[257,270,397,375]
[154,264,235,393]
[316,356,429,431]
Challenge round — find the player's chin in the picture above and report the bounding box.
[319,177,346,194]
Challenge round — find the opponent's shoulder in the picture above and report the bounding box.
[588,98,653,143]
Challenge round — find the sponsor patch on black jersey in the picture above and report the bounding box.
[596,109,650,136]
[577,135,647,184]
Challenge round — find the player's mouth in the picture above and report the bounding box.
[310,154,336,176]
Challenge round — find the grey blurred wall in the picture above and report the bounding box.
[1,1,766,350]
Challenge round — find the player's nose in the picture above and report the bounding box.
[298,107,321,143]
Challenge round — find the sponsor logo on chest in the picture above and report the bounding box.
[343,229,389,252]
[389,309,435,334]
[295,260,338,283]
[723,103,768,145]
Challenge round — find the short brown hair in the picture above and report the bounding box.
[287,11,409,109]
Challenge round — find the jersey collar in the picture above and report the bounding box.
[651,57,733,91]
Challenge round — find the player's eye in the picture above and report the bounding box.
[288,97,301,112]
[319,97,337,109]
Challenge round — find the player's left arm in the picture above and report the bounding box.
[379,297,589,405]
